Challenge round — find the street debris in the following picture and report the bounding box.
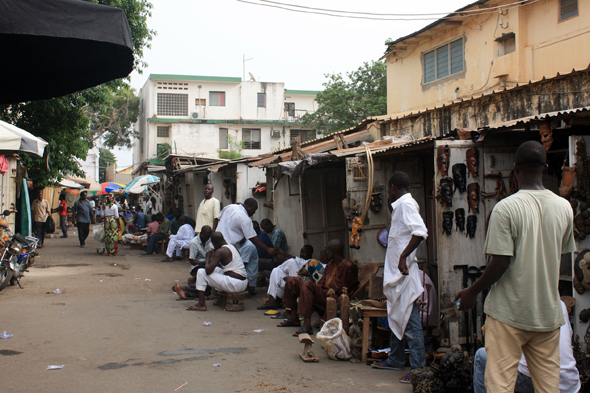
[145,278,151,281]
[253,329,264,333]
[46,365,64,370]
[213,363,221,367]
[0,331,14,339]
[53,289,61,294]
[174,382,188,391]
[203,322,212,326]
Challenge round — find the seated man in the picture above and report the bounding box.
[188,225,213,266]
[135,206,146,229]
[261,218,288,254]
[473,300,580,393]
[162,216,194,262]
[258,245,314,310]
[145,213,171,255]
[279,239,359,336]
[238,238,259,295]
[186,232,248,311]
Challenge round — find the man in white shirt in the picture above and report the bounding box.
[188,225,213,266]
[473,300,580,393]
[215,198,275,294]
[373,172,428,385]
[196,184,220,234]
[163,216,195,262]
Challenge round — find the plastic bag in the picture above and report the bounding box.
[316,318,352,360]
[93,226,105,243]
[45,216,55,234]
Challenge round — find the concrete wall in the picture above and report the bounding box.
[386,0,590,114]
[78,147,99,182]
[270,174,305,257]
[240,82,285,120]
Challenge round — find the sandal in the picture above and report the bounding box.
[371,360,404,370]
[277,318,300,327]
[186,305,207,311]
[399,375,411,384]
[292,327,313,337]
[270,312,289,319]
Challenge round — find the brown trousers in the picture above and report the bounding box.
[284,277,327,318]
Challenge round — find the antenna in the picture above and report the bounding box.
[249,72,256,82]
[243,54,253,82]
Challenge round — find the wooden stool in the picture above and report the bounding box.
[217,291,248,312]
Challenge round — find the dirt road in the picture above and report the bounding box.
[0,227,412,392]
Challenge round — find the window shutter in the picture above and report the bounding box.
[436,45,449,79]
[450,38,464,74]
[560,0,578,20]
[423,51,436,83]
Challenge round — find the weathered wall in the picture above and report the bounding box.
[386,0,590,114]
[387,70,590,138]
[270,173,305,256]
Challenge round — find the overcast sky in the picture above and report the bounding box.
[115,0,472,169]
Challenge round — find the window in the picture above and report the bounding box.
[257,93,266,108]
[284,102,295,117]
[242,129,261,149]
[423,38,463,84]
[560,0,578,21]
[157,93,188,116]
[195,98,206,106]
[209,91,225,106]
[291,129,316,144]
[497,33,516,56]
[156,126,170,138]
[220,128,228,149]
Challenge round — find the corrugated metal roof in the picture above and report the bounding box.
[331,136,435,157]
[470,106,590,132]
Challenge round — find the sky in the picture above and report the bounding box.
[114,0,472,169]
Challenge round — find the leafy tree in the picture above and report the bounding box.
[156,143,171,159]
[219,136,244,159]
[99,148,118,182]
[301,61,387,135]
[0,0,155,187]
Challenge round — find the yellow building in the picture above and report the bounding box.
[384,0,589,114]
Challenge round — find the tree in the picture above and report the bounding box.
[301,61,387,135]
[0,0,155,187]
[99,148,117,182]
[218,136,244,159]
[156,143,171,159]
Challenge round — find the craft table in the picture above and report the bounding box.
[360,306,388,363]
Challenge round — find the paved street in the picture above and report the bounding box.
[1,225,412,393]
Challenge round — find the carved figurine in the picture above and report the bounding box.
[466,148,479,178]
[437,145,450,176]
[560,166,575,199]
[299,333,320,363]
[370,192,383,213]
[348,208,363,250]
[436,177,454,208]
[455,208,465,232]
[539,122,554,151]
[340,287,350,333]
[442,211,454,236]
[348,307,363,363]
[482,173,508,203]
[326,289,337,321]
[466,215,478,239]
[452,163,467,193]
[467,183,480,213]
[509,169,519,195]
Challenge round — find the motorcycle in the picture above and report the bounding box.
[0,210,39,291]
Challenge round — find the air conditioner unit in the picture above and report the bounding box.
[191,112,200,119]
[271,130,281,138]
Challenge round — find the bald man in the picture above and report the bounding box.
[196,184,220,234]
[280,239,359,336]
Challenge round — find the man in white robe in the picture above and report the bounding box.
[163,216,195,262]
[373,171,427,381]
[257,245,314,310]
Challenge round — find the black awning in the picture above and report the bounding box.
[0,0,134,104]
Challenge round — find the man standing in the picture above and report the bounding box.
[73,191,94,248]
[52,194,68,238]
[372,172,427,384]
[455,141,575,393]
[215,198,276,295]
[32,190,50,248]
[195,184,220,234]
[145,213,171,255]
[280,240,358,336]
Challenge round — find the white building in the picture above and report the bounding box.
[77,146,100,182]
[132,74,318,168]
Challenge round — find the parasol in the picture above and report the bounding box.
[0,0,134,104]
[0,119,48,157]
[122,175,160,194]
[99,182,125,195]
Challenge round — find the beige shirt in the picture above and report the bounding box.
[195,197,220,233]
[32,199,49,222]
[483,190,575,331]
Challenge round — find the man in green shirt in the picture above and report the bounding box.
[170,208,196,234]
[455,141,575,393]
[145,213,172,255]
